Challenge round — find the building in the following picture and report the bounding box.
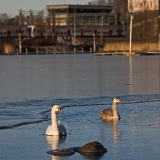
[45,3,126,40]
[128,0,159,12]
[46,4,115,27]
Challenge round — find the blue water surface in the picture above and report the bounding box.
[0,54,160,160]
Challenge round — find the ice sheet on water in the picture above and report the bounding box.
[1,94,160,130]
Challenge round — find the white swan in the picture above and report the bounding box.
[46,105,67,136]
[100,97,122,120]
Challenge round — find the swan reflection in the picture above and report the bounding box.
[46,135,66,160]
[101,119,122,140]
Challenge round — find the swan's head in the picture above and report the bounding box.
[53,105,63,113]
[113,97,122,104]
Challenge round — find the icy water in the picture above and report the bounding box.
[0,54,160,160]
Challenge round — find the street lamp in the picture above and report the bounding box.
[129,11,134,53]
[143,0,146,42]
[128,0,134,53]
[19,33,22,54]
[93,33,96,52]
[44,19,48,39]
[158,34,160,50]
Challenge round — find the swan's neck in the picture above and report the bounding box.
[51,109,58,130]
[112,102,119,118]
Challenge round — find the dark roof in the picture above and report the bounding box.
[46,4,113,13]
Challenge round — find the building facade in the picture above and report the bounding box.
[46,4,115,27]
[128,0,159,12]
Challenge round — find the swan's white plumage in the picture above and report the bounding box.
[46,105,67,136]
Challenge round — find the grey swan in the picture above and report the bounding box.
[100,97,122,120]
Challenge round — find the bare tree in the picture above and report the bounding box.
[132,10,159,42]
[90,0,108,5]
[108,0,114,5]
[113,0,128,25]
[34,10,45,25]
[98,0,108,5]
[0,13,10,23]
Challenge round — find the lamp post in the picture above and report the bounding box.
[143,0,146,42]
[128,0,134,53]
[129,12,134,53]
[19,33,22,54]
[74,10,76,38]
[50,11,54,38]
[93,33,96,52]
[158,34,160,50]
[44,19,48,39]
[100,15,103,45]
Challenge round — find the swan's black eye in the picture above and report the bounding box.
[116,97,120,100]
[57,107,61,111]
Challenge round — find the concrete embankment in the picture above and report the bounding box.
[0,38,96,55]
[0,38,57,55]
[1,38,160,55]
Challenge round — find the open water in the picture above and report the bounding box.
[0,54,160,160]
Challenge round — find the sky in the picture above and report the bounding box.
[0,0,91,17]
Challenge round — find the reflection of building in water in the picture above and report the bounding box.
[128,0,159,12]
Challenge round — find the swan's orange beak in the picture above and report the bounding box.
[58,108,63,114]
